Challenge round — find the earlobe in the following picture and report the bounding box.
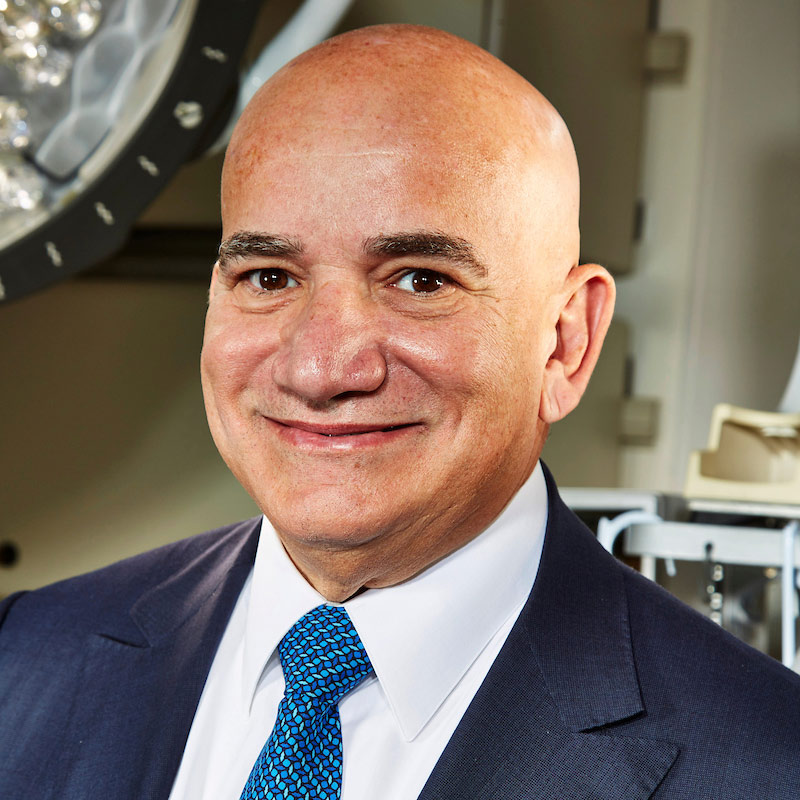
[539,264,615,424]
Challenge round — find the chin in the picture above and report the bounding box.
[269,509,390,551]
[257,485,399,549]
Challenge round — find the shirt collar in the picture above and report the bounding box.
[242,462,548,741]
[242,520,328,713]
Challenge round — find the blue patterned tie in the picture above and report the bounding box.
[240,604,373,800]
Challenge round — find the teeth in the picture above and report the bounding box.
[315,425,406,436]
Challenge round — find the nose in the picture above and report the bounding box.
[271,281,388,404]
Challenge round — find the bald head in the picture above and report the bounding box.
[223,25,580,267]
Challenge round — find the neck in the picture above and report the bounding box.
[276,502,505,603]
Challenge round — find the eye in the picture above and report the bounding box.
[247,268,299,291]
[393,269,446,293]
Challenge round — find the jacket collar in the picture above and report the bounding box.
[418,464,679,800]
[89,518,261,648]
[49,519,262,799]
[526,463,644,732]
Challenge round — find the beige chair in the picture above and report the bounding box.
[685,404,800,505]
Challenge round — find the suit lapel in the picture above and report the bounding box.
[419,467,679,800]
[48,519,261,799]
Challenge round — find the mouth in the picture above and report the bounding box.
[270,419,418,437]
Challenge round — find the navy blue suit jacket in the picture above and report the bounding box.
[2,468,800,798]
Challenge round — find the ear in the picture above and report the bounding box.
[539,263,616,424]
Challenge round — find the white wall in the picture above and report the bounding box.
[616,0,800,491]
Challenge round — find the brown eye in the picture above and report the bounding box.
[395,269,446,293]
[247,268,298,291]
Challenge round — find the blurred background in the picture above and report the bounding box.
[1,0,799,657]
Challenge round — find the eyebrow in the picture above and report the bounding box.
[363,232,488,279]
[217,232,303,272]
[216,229,488,280]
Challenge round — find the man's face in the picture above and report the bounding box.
[201,106,568,577]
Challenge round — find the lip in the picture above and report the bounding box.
[265,417,422,449]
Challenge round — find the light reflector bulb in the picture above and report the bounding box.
[0,97,31,149]
[0,153,45,212]
[15,40,73,89]
[43,0,103,41]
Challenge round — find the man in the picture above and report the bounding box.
[1,24,799,800]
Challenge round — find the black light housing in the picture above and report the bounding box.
[0,0,262,303]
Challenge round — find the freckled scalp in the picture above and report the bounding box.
[225,24,576,175]
[222,24,581,271]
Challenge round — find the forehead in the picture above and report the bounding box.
[227,132,504,210]
[223,154,547,283]
[221,40,579,266]
[222,137,573,289]
[220,102,543,254]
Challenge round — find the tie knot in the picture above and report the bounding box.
[278,605,372,708]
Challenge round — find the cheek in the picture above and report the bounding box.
[386,314,483,392]
[201,308,278,410]
[389,310,533,426]
[468,310,548,428]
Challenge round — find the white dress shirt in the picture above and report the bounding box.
[168,462,548,800]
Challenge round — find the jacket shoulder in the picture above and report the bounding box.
[619,562,800,794]
[623,561,800,717]
[0,517,260,643]
[542,467,800,795]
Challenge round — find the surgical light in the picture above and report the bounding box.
[0,0,264,302]
[0,0,355,303]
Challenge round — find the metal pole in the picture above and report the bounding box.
[781,520,798,669]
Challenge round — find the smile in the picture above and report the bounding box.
[264,417,421,449]
[315,424,411,437]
